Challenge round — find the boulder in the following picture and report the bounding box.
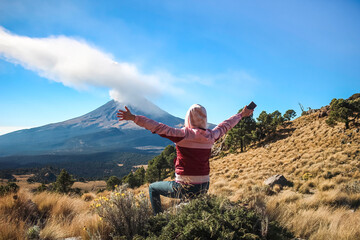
[318,106,330,118]
[264,175,291,187]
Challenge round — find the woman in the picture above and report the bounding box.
[117,104,254,214]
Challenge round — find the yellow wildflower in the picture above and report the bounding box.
[121,193,126,197]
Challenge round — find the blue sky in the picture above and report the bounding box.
[0,0,359,135]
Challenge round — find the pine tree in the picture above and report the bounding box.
[225,116,256,152]
[326,97,360,129]
[283,109,297,121]
[134,167,146,187]
[106,176,122,190]
[54,169,74,193]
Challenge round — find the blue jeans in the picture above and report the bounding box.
[148,181,209,215]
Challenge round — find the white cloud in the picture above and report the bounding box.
[0,27,180,107]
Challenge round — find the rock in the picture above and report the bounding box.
[305,108,319,115]
[264,175,292,188]
[318,106,330,118]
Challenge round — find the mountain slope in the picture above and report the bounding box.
[207,111,360,239]
[0,99,185,156]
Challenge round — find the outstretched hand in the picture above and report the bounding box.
[240,106,254,118]
[117,106,136,121]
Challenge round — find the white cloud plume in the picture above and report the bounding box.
[0,27,180,106]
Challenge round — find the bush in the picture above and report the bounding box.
[36,183,47,193]
[91,185,152,239]
[143,195,293,240]
[0,182,19,196]
[301,172,313,181]
[27,225,40,240]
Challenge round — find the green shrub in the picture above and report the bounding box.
[36,183,47,192]
[0,182,19,196]
[27,225,40,240]
[143,195,293,240]
[90,193,293,240]
[91,185,152,239]
[301,172,313,181]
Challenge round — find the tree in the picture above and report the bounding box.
[271,110,284,126]
[283,109,296,121]
[256,110,285,140]
[326,98,360,129]
[256,111,273,140]
[134,167,146,187]
[145,145,176,183]
[125,172,137,188]
[145,155,166,183]
[122,167,147,189]
[53,169,75,193]
[225,116,256,152]
[106,176,122,190]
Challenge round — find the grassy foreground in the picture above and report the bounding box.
[0,187,294,240]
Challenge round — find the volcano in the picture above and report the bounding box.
[0,99,186,156]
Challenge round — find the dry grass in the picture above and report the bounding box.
[209,112,360,239]
[0,218,26,240]
[72,180,106,192]
[0,189,111,240]
[11,174,41,191]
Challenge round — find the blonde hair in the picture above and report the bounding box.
[184,104,207,129]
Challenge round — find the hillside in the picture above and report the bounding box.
[208,110,360,239]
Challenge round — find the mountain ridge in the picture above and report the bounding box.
[0,99,186,156]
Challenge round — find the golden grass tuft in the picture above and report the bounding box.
[82,192,97,202]
[0,218,26,240]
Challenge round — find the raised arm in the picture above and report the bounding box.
[117,106,186,142]
[212,106,254,141]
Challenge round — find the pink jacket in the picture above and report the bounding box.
[134,112,243,183]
